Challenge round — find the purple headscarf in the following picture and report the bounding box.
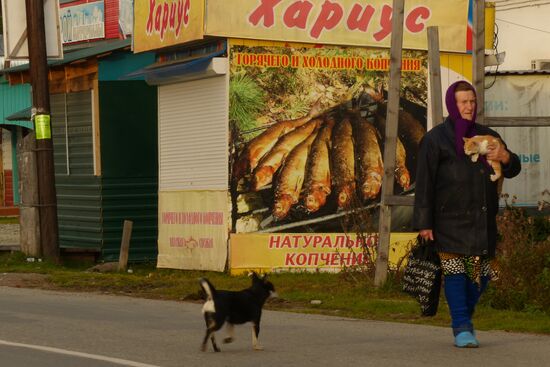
[445,81,477,158]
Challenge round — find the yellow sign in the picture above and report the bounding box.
[34,114,51,140]
[206,0,469,52]
[133,0,205,53]
[230,232,417,275]
[158,190,228,271]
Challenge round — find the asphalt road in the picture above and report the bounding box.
[0,286,548,367]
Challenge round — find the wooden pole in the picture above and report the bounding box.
[427,26,443,127]
[17,128,41,257]
[374,0,405,287]
[473,0,486,124]
[25,0,59,262]
[118,220,133,272]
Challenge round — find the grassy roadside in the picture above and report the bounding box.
[0,217,19,224]
[1,251,550,335]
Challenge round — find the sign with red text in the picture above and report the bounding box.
[230,232,417,275]
[206,0,469,52]
[133,0,204,53]
[157,190,228,271]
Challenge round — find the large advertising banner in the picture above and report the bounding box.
[485,75,550,207]
[157,191,228,271]
[206,0,469,52]
[229,39,427,236]
[133,0,205,53]
[230,232,417,275]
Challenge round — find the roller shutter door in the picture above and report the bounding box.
[158,76,228,190]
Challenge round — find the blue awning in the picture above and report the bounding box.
[6,106,31,121]
[122,48,226,85]
[0,120,33,129]
[1,106,33,129]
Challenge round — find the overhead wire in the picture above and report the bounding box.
[496,18,550,34]
[496,1,550,11]
[485,23,500,89]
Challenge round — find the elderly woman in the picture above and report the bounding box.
[413,81,521,347]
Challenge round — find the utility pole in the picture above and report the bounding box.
[25,0,59,262]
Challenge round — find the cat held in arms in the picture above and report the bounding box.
[463,135,504,193]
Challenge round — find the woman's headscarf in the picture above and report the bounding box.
[445,81,477,158]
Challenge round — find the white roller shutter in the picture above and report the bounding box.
[158,75,228,190]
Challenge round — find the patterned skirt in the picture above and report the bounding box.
[439,252,499,285]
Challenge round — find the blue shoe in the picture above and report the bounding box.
[454,331,479,348]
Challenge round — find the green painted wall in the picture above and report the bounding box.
[0,77,31,122]
[98,50,155,81]
[99,81,158,261]
[0,78,31,205]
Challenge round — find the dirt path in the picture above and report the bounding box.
[0,273,50,288]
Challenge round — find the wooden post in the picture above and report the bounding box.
[374,0,405,287]
[427,27,443,127]
[25,0,60,262]
[17,128,41,257]
[118,220,133,272]
[473,0,486,124]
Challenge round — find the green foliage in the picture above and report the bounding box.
[229,73,265,132]
[489,205,550,313]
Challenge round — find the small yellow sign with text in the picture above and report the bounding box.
[230,232,417,275]
[35,115,51,140]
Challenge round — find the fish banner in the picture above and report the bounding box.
[229,39,428,235]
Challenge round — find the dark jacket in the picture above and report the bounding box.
[413,118,521,257]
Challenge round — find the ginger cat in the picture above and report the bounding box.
[463,135,504,194]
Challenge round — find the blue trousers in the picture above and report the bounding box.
[444,274,489,336]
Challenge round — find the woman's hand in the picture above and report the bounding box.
[487,142,510,164]
[419,229,434,241]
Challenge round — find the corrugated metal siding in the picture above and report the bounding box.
[68,92,94,174]
[104,0,120,39]
[0,80,30,208]
[51,92,94,175]
[100,177,158,262]
[55,175,103,249]
[51,95,69,174]
[158,76,229,190]
[0,80,31,122]
[51,92,102,250]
